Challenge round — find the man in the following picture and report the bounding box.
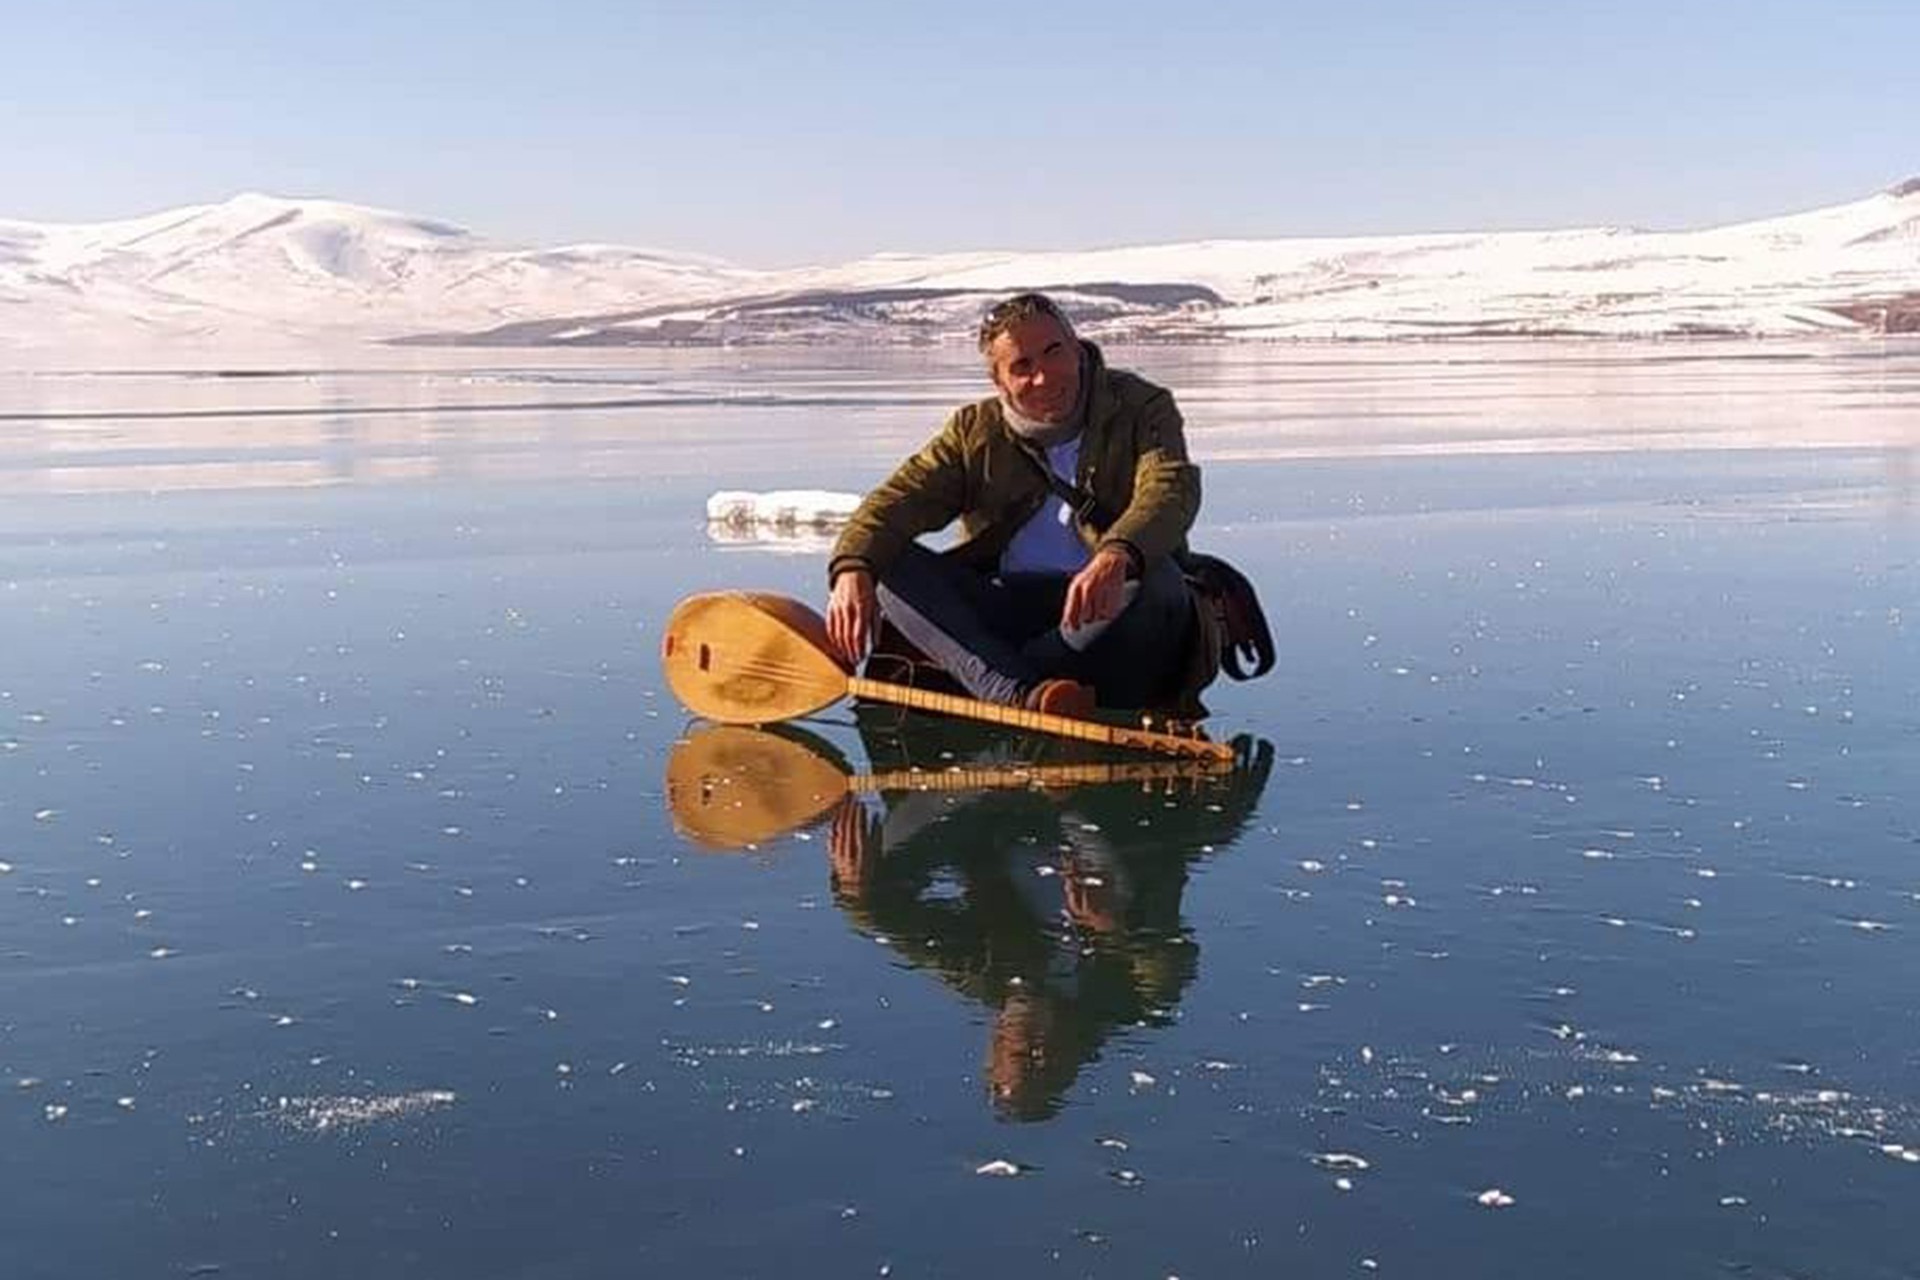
[825,292,1202,716]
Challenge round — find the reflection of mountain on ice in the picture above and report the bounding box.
[5,182,1919,351]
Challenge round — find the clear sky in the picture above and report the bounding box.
[4,0,1913,266]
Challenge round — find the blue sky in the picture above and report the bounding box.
[4,0,1913,265]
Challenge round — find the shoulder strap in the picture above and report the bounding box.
[1022,444,1115,530]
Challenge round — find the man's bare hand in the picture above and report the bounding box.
[1061,546,1132,632]
[827,569,878,666]
[827,796,880,899]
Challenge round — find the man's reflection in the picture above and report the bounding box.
[733,706,1274,1121]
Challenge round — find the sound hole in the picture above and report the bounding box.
[698,643,712,671]
[664,634,677,656]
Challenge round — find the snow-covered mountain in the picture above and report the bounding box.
[0,193,759,353]
[4,182,1917,354]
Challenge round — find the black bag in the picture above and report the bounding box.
[1176,550,1275,681]
[1026,459,1275,682]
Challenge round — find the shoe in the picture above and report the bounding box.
[1023,678,1097,719]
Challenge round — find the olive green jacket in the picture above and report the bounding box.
[829,343,1200,582]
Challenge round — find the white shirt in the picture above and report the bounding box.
[999,436,1091,575]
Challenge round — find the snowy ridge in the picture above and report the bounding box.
[0,193,759,354]
[3,183,1918,353]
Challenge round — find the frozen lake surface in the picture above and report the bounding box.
[3,341,1918,1278]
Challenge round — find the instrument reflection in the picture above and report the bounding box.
[665,709,1275,1121]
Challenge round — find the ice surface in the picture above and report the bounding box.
[4,344,1919,1280]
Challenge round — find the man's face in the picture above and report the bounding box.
[987,314,1081,424]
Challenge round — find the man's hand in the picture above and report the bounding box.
[827,569,878,666]
[827,796,881,900]
[1061,545,1132,632]
[1062,862,1123,934]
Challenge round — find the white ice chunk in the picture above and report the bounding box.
[706,490,861,530]
[1312,1152,1371,1171]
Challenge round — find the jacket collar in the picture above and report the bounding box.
[1078,340,1115,433]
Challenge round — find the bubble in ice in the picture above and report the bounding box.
[1312,1153,1371,1172]
[268,1089,457,1134]
[44,1103,69,1122]
[975,1159,1025,1177]
[1475,1188,1515,1208]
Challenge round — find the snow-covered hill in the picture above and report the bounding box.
[4,182,1917,354]
[0,193,759,354]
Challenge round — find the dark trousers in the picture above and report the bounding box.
[873,543,1194,710]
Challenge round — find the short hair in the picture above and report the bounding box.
[976,292,1076,354]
